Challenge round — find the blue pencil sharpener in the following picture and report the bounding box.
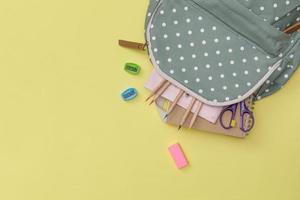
[121,88,138,101]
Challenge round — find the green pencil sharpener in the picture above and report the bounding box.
[124,63,141,75]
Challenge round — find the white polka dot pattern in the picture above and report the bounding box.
[145,0,300,105]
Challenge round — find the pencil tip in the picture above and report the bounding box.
[178,126,182,130]
[164,114,168,119]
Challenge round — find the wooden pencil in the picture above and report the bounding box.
[189,101,202,129]
[178,96,196,130]
[145,79,167,102]
[164,90,184,119]
[149,82,171,105]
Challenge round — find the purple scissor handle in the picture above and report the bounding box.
[219,103,238,130]
[219,100,255,132]
[239,101,255,132]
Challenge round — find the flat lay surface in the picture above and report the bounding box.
[0,0,299,200]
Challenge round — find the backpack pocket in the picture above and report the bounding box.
[189,0,290,57]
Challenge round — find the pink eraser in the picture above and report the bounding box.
[168,143,189,169]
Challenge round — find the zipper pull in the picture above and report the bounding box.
[284,22,300,34]
[248,95,255,111]
[118,40,147,51]
[244,96,255,135]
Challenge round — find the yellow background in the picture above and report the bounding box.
[0,0,299,199]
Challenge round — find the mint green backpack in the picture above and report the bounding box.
[145,0,300,106]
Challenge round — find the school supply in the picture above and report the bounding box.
[124,63,141,75]
[119,0,300,137]
[156,97,249,138]
[168,143,189,169]
[178,97,196,130]
[145,79,167,101]
[162,98,171,111]
[121,88,138,101]
[165,90,184,119]
[145,70,223,124]
[189,101,202,129]
[148,81,171,105]
[149,80,254,137]
[219,99,255,132]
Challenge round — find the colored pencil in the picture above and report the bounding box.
[145,79,167,102]
[189,101,202,129]
[149,82,171,105]
[178,96,196,130]
[164,90,184,119]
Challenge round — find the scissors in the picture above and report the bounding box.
[219,100,255,132]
